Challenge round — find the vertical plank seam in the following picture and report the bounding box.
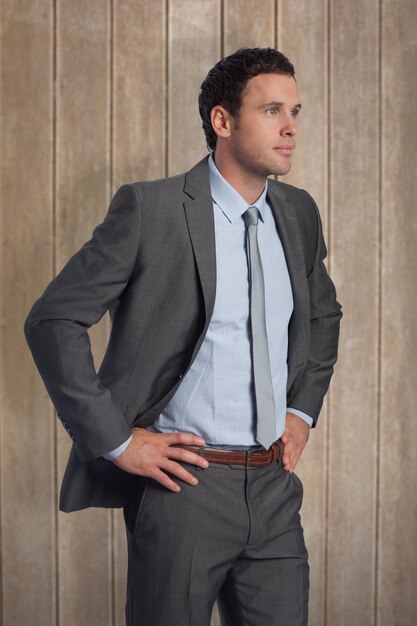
[374,0,383,624]
[220,0,224,58]
[276,0,281,49]
[110,0,114,197]
[273,0,278,49]
[0,4,4,617]
[0,269,2,624]
[0,6,4,617]
[0,272,3,623]
[324,0,331,624]
[52,1,59,625]
[165,0,169,177]
[109,2,115,624]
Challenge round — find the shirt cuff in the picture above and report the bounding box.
[102,435,133,460]
[286,407,314,427]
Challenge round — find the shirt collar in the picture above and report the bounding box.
[208,153,268,224]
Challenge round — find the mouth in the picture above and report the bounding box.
[274,145,295,156]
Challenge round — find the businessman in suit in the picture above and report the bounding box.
[25,48,341,626]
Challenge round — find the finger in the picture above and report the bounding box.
[282,443,297,472]
[288,445,304,471]
[168,447,209,468]
[150,468,182,493]
[288,454,298,472]
[281,441,292,464]
[165,432,206,447]
[286,445,299,469]
[160,459,199,486]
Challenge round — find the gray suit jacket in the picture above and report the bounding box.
[25,156,342,512]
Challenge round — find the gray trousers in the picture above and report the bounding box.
[123,457,309,626]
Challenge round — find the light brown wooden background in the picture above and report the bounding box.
[1,1,416,625]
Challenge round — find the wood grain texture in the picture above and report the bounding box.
[112,1,167,622]
[55,2,112,625]
[327,1,380,624]
[278,2,329,624]
[224,0,275,52]
[113,0,166,188]
[378,1,417,624]
[168,0,221,175]
[0,1,56,625]
[2,3,417,625]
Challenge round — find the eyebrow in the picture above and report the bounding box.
[260,102,302,110]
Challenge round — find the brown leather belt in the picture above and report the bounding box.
[175,442,281,467]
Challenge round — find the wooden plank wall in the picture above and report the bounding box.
[1,2,416,625]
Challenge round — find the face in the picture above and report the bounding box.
[224,73,301,178]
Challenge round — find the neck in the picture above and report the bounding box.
[212,151,266,205]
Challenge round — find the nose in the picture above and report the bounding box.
[281,113,297,137]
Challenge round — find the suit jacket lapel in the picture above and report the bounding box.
[267,184,310,381]
[183,157,217,342]
[182,159,309,388]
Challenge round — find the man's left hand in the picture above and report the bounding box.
[280,412,310,473]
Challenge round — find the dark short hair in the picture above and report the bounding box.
[198,47,295,151]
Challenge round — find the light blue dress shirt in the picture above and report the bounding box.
[104,155,312,459]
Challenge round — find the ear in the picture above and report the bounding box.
[210,105,232,141]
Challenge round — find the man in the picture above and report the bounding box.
[25,48,342,625]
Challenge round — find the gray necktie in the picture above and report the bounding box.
[244,206,277,449]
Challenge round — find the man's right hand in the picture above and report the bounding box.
[111,428,209,492]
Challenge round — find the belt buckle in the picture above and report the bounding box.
[196,446,206,471]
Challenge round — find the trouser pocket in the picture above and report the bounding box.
[123,476,150,536]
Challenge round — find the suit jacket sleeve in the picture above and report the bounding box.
[24,184,141,461]
[288,192,342,425]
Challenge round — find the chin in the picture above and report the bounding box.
[267,159,292,177]
[269,168,291,178]
[276,163,292,177]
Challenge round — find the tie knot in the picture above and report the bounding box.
[244,206,259,227]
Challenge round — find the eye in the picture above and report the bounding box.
[291,109,300,118]
[266,107,278,116]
